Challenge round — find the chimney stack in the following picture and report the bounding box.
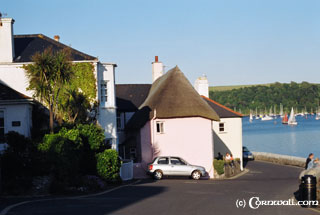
[0,18,15,63]
[152,56,164,82]
[54,35,60,42]
[194,74,209,97]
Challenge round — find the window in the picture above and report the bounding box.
[117,112,122,130]
[219,122,225,132]
[157,157,169,165]
[0,111,4,143]
[156,121,164,134]
[170,157,186,165]
[100,80,108,103]
[130,148,136,159]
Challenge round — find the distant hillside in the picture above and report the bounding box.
[209,82,320,115]
[210,83,272,92]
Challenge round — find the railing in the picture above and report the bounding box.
[120,160,133,181]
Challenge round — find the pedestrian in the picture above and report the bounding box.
[305,153,314,169]
[217,152,223,160]
[225,152,232,161]
[309,157,320,169]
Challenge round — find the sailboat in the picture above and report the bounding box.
[279,103,284,118]
[316,107,320,120]
[288,107,298,126]
[282,113,288,124]
[255,108,259,120]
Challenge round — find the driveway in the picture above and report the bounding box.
[2,161,319,215]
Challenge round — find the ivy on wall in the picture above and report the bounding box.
[57,62,97,124]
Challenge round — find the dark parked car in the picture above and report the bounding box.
[243,146,254,160]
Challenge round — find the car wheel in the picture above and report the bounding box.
[191,170,201,180]
[154,170,163,180]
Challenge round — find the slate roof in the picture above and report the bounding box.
[202,96,243,118]
[13,34,97,62]
[126,66,220,129]
[0,82,32,101]
[116,84,151,112]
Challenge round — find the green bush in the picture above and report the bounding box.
[38,124,107,192]
[96,149,121,182]
[213,159,225,175]
[1,132,35,194]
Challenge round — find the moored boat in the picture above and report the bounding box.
[288,107,298,126]
[282,113,288,124]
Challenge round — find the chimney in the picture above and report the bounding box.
[0,18,15,63]
[194,74,209,97]
[54,35,60,42]
[152,56,164,82]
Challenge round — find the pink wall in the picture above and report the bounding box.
[139,117,214,178]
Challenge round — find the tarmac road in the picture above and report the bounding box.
[3,161,319,215]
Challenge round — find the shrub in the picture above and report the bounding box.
[96,149,121,182]
[1,132,35,194]
[38,124,107,192]
[213,159,225,175]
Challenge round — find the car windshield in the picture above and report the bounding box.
[243,147,249,152]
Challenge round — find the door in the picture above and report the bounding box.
[157,157,171,175]
[170,157,191,176]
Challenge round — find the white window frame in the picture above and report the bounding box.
[100,80,108,105]
[156,121,165,134]
[0,109,5,143]
[219,122,226,133]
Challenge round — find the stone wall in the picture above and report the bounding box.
[252,152,305,168]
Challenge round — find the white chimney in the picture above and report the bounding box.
[0,18,15,63]
[194,74,209,97]
[152,56,164,82]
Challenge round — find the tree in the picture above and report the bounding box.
[24,47,73,133]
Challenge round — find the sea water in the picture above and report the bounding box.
[243,115,320,158]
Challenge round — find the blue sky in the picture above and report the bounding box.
[3,0,320,86]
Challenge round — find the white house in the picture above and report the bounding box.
[0,82,33,150]
[0,17,118,149]
[194,75,243,170]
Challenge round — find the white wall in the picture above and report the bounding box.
[97,63,118,149]
[212,117,243,170]
[0,63,31,97]
[0,103,32,138]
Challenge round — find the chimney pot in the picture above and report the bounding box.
[54,35,60,42]
[155,56,158,62]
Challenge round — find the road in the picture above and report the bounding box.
[3,161,319,215]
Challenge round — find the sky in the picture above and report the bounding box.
[2,0,320,86]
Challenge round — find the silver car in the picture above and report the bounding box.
[147,156,206,180]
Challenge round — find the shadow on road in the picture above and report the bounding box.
[7,179,168,215]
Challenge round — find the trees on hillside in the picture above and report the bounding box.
[209,82,320,115]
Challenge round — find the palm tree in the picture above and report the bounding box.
[24,47,73,133]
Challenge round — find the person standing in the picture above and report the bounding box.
[305,153,314,169]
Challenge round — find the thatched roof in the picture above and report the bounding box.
[127,66,220,129]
